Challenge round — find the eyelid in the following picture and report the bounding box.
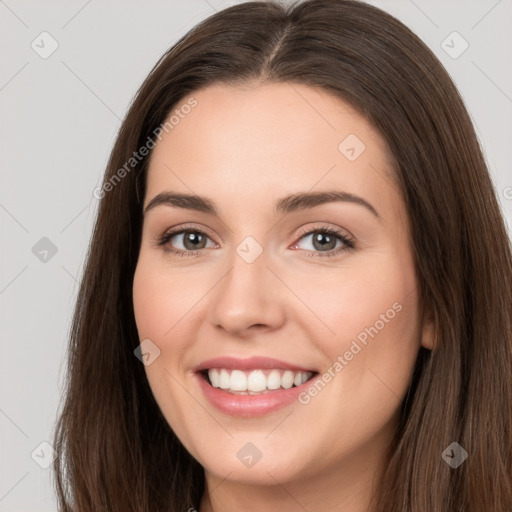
[156,223,219,243]
[294,223,354,242]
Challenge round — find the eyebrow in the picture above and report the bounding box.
[143,190,380,218]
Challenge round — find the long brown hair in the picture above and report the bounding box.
[52,1,512,510]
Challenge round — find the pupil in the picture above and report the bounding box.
[184,231,205,250]
[313,233,335,251]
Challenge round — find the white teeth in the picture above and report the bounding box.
[267,369,281,390]
[219,369,230,389]
[247,370,267,392]
[209,368,220,388]
[229,370,247,391]
[281,370,294,389]
[206,368,313,393]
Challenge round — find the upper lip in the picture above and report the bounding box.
[194,356,317,373]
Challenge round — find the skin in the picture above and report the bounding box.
[132,81,434,512]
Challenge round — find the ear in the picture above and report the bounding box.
[420,300,435,350]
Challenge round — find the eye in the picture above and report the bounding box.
[291,225,355,258]
[155,223,355,258]
[156,224,216,257]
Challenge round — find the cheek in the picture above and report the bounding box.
[289,260,420,456]
[132,254,198,341]
[294,250,420,393]
[294,250,417,337]
[132,263,170,339]
[132,259,190,398]
[132,259,195,436]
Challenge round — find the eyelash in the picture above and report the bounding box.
[156,224,356,259]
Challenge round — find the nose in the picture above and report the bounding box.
[208,247,287,338]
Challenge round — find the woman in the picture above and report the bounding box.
[53,1,512,510]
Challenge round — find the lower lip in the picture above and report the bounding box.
[195,372,317,417]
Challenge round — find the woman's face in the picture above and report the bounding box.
[132,82,433,488]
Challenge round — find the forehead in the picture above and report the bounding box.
[145,82,399,220]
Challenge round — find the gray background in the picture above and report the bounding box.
[1,0,510,510]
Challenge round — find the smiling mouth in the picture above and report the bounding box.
[199,368,319,395]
